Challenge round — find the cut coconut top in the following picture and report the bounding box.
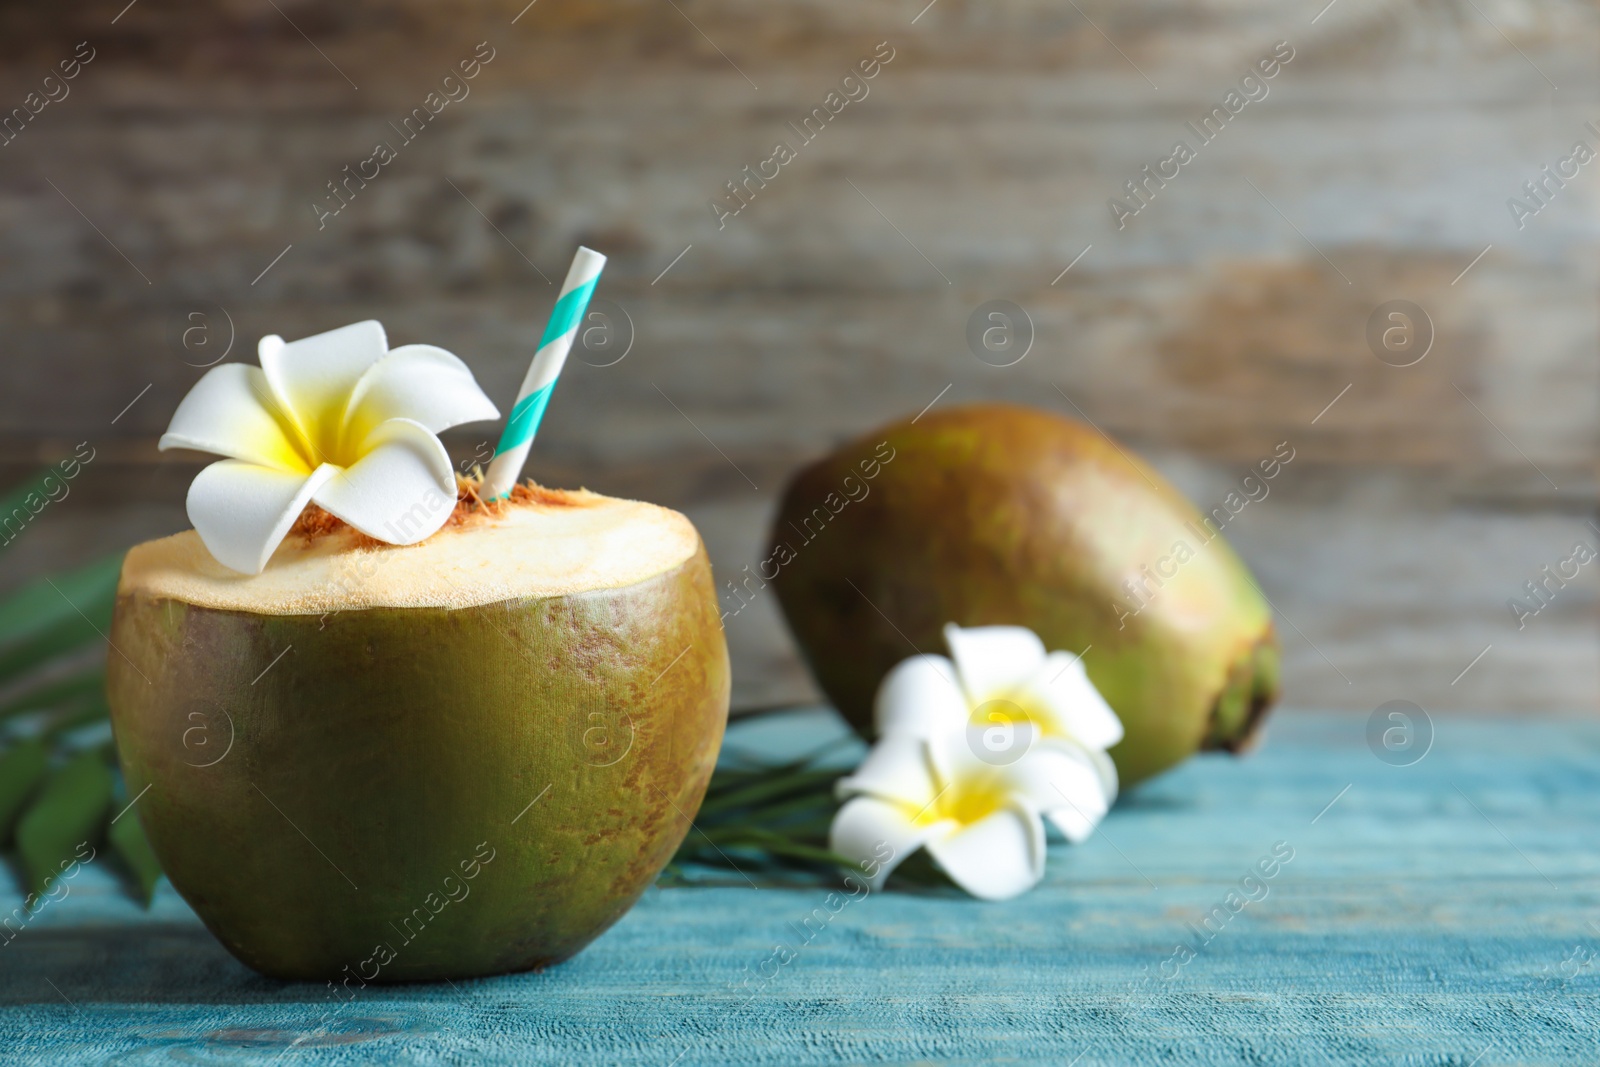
[119,488,702,614]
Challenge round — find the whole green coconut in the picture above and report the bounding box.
[767,404,1279,786]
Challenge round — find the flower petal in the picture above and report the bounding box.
[873,654,968,740]
[1087,747,1120,800]
[258,321,388,463]
[186,460,338,575]
[943,623,1047,705]
[341,344,501,448]
[158,364,309,474]
[1023,651,1125,751]
[924,803,1046,901]
[836,735,939,809]
[1045,804,1098,845]
[1008,743,1111,844]
[311,418,456,545]
[829,795,951,891]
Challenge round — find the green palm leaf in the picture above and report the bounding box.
[0,739,49,846]
[0,477,134,903]
[15,749,113,906]
[108,804,163,906]
[0,553,122,684]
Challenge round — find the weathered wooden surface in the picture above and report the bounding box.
[0,0,1593,712]
[2,708,1598,1065]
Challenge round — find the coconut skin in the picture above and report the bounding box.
[768,404,1279,787]
[107,506,729,982]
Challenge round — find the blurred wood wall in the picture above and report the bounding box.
[0,0,1594,714]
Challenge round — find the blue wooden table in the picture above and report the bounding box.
[2,709,1596,1065]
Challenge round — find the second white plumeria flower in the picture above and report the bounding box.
[159,320,500,574]
[830,623,1124,901]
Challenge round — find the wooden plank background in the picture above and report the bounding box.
[0,0,1593,714]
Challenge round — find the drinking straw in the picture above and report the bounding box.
[480,246,607,499]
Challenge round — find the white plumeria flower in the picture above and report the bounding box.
[159,320,499,574]
[829,623,1124,901]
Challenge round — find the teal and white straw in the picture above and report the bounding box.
[481,246,606,499]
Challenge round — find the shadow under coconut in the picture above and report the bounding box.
[0,923,289,1005]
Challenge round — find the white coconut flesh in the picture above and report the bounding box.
[119,489,702,615]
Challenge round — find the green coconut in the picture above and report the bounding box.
[767,404,1279,787]
[107,486,729,983]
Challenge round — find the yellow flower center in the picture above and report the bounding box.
[969,693,1060,746]
[944,775,1011,825]
[271,393,356,472]
[912,771,1011,828]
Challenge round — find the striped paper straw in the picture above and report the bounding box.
[481,246,607,499]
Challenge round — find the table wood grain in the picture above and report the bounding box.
[2,708,1595,1065]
